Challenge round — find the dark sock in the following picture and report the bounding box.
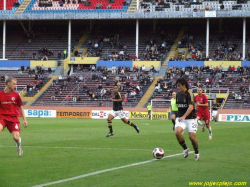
[108,120,113,133]
[194,146,199,154]
[179,141,188,150]
[128,120,134,126]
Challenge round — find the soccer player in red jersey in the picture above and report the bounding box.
[0,77,28,156]
[195,87,213,140]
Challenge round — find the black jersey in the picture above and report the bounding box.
[113,92,123,111]
[212,103,219,110]
[176,89,196,119]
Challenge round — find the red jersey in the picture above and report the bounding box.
[0,90,23,117]
[195,94,209,112]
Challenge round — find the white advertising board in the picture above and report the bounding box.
[92,110,129,119]
[24,110,57,118]
[219,114,250,122]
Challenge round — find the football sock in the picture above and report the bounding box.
[127,120,134,126]
[171,119,175,125]
[179,141,188,150]
[15,137,21,148]
[108,120,113,133]
[215,118,217,122]
[197,120,203,126]
[208,126,212,135]
[194,146,199,154]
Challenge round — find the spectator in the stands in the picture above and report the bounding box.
[51,92,56,100]
[21,49,25,56]
[18,70,22,77]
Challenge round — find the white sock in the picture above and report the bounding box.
[208,127,212,135]
[197,120,203,126]
[15,137,21,148]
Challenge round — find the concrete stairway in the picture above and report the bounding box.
[127,0,140,13]
[15,0,32,14]
[21,76,58,106]
[135,77,159,108]
[161,27,187,67]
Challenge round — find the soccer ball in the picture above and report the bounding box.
[152,148,164,159]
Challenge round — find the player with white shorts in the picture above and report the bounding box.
[175,118,198,134]
[211,100,219,125]
[175,78,200,161]
[110,110,126,119]
[106,86,139,137]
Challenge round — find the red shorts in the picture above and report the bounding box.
[196,111,210,125]
[0,116,20,133]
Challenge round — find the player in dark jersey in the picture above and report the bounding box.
[106,86,139,137]
[211,100,219,125]
[0,77,28,156]
[175,78,200,161]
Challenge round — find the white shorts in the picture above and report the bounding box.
[212,110,218,116]
[175,118,198,133]
[110,110,125,119]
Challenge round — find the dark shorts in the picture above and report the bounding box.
[148,110,152,115]
[171,111,178,117]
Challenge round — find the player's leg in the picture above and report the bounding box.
[187,119,199,161]
[10,122,23,156]
[148,110,151,120]
[121,117,139,133]
[106,113,115,137]
[213,111,218,124]
[196,112,205,132]
[204,114,212,140]
[189,132,200,161]
[175,119,189,158]
[171,113,176,131]
[0,123,3,133]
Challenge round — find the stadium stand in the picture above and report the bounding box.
[24,0,130,13]
[0,0,22,13]
[0,70,51,96]
[0,25,84,60]
[83,24,175,61]
[31,67,153,107]
[138,0,250,12]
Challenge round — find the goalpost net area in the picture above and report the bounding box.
[149,99,171,120]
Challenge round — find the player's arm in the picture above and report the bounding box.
[19,105,28,128]
[197,95,209,107]
[179,104,194,121]
[197,102,209,107]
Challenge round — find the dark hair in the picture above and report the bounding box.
[176,77,189,90]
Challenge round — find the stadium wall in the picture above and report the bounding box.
[0,60,30,70]
[168,61,250,69]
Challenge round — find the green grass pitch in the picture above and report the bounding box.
[0,118,249,187]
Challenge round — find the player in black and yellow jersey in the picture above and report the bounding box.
[211,100,220,125]
[106,86,139,137]
[175,78,200,161]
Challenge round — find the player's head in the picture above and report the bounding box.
[176,78,189,93]
[213,100,217,104]
[148,102,151,105]
[5,77,17,91]
[173,92,176,98]
[114,85,119,93]
[198,87,203,96]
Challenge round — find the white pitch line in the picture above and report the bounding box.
[0,145,174,151]
[32,151,194,187]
